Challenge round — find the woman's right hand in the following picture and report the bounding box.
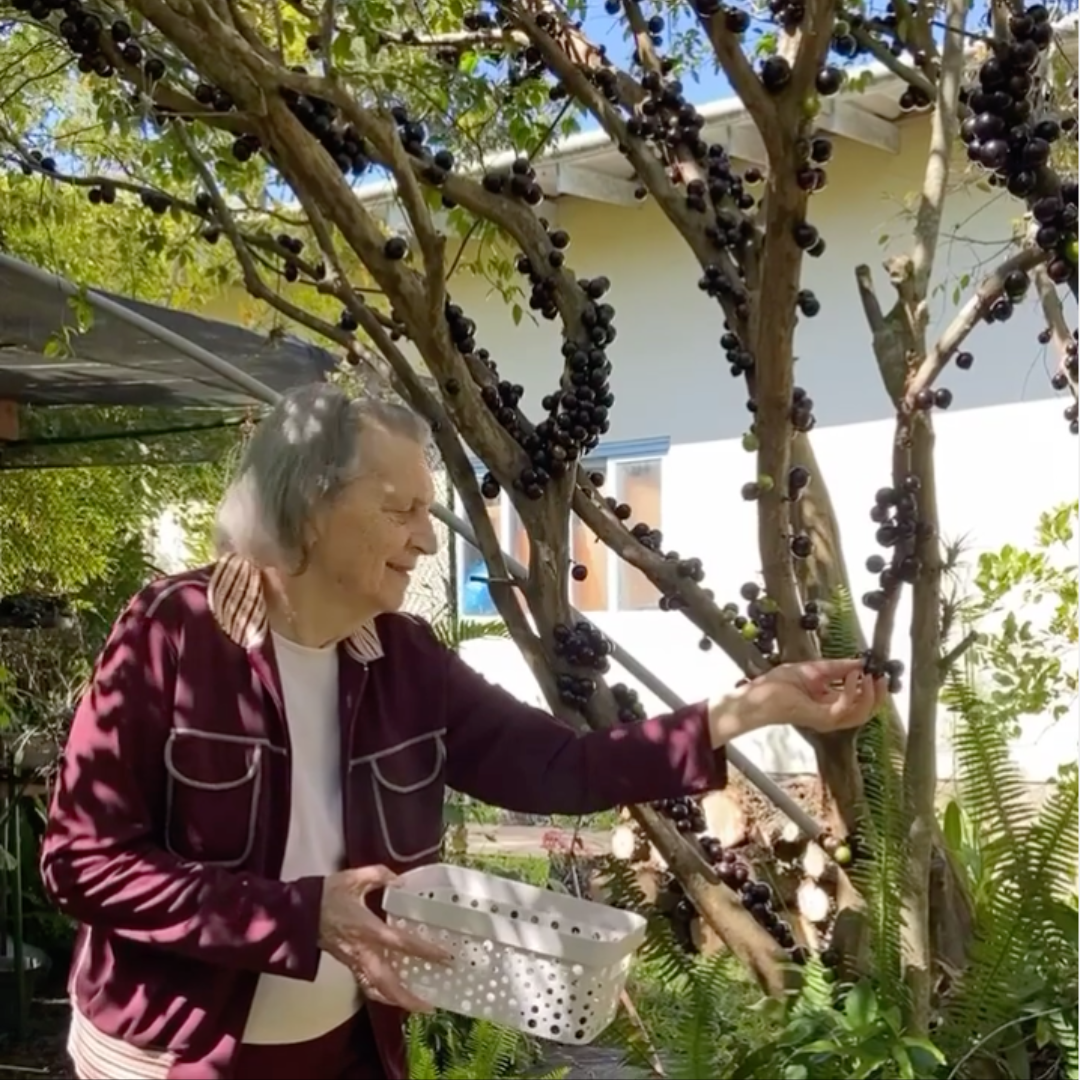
[318,864,451,1012]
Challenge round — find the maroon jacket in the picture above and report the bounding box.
[40,555,727,1079]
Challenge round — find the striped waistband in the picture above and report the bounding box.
[68,1005,176,1080]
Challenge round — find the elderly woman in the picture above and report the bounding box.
[41,384,883,1080]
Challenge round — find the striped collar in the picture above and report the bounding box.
[207,553,385,663]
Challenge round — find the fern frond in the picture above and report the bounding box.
[445,1020,521,1079]
[788,955,836,1018]
[595,856,695,984]
[432,616,510,651]
[818,584,861,660]
[658,954,730,1080]
[939,676,1080,1073]
[1046,1001,1080,1080]
[943,677,1038,848]
[1027,774,1079,902]
[406,1015,442,1080]
[823,585,908,1006]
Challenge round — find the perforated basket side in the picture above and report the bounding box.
[384,864,647,967]
[386,910,636,1047]
[391,863,640,930]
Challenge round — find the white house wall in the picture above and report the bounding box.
[419,118,1077,781]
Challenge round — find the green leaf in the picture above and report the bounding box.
[943,799,964,852]
[893,1045,915,1079]
[882,1004,903,1033]
[511,303,523,326]
[333,32,354,64]
[843,981,878,1029]
[1036,1014,1055,1047]
[1005,1038,1032,1079]
[901,1036,945,1062]
[799,1038,843,1055]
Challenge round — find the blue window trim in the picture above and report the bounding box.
[457,436,670,618]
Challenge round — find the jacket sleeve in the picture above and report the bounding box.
[39,594,324,981]
[439,638,727,815]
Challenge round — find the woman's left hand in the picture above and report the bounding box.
[710,659,888,746]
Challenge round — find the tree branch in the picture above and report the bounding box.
[751,173,817,663]
[1034,265,1079,399]
[904,246,1049,407]
[900,408,941,1035]
[938,629,978,675]
[0,139,325,277]
[500,5,747,321]
[168,118,372,363]
[272,175,796,978]
[319,0,337,76]
[340,105,448,330]
[631,807,797,998]
[790,0,840,100]
[377,27,530,49]
[621,0,664,76]
[692,4,780,158]
[909,0,967,297]
[885,0,966,1030]
[850,23,937,99]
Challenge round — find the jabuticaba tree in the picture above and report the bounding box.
[1,0,1076,1017]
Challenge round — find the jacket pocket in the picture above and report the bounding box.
[354,730,447,864]
[163,729,265,867]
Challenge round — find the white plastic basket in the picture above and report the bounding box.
[383,863,647,1046]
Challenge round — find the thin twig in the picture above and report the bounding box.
[904,246,1049,406]
[377,27,529,49]
[850,24,937,98]
[938,629,979,674]
[1034,265,1079,398]
[320,0,336,75]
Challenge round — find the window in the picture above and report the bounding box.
[456,439,668,618]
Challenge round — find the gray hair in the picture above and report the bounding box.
[214,382,430,569]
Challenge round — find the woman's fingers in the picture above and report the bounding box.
[827,669,860,725]
[363,914,453,964]
[826,670,884,730]
[876,675,890,711]
[802,657,866,690]
[349,864,402,894]
[359,948,436,1014]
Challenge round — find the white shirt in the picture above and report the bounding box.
[241,632,361,1044]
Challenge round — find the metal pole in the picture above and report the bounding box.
[13,253,824,840]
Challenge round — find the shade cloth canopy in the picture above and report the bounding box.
[0,255,336,408]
